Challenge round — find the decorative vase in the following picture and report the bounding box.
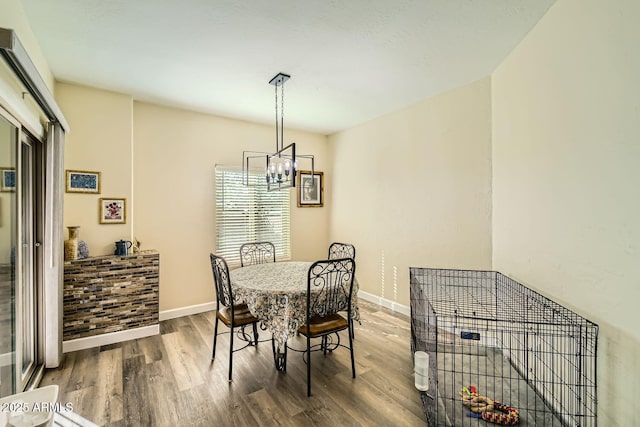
[64,226,80,261]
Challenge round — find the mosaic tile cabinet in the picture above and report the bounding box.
[63,250,159,341]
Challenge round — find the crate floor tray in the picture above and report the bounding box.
[422,347,565,426]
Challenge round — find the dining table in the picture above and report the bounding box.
[230,261,359,371]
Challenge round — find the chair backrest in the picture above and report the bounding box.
[210,253,233,308]
[306,258,356,319]
[240,241,276,267]
[328,242,356,261]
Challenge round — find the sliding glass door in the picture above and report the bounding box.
[19,132,41,390]
[0,107,43,396]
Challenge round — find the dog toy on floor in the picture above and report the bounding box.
[459,386,519,425]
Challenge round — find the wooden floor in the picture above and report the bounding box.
[41,300,427,426]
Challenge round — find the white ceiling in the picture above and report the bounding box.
[21,0,556,135]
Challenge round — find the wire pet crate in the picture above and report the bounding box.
[410,268,598,426]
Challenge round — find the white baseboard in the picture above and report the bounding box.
[358,290,411,316]
[159,301,215,321]
[62,325,159,353]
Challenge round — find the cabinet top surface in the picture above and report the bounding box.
[64,249,158,265]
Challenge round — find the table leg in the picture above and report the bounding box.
[271,338,288,371]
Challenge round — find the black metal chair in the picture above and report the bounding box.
[297,258,356,396]
[209,253,260,382]
[328,242,355,260]
[240,241,276,267]
[328,242,357,338]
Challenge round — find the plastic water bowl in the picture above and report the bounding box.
[0,385,59,427]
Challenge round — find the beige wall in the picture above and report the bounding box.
[0,0,54,91]
[492,0,640,424]
[328,78,493,305]
[133,102,330,310]
[57,83,133,255]
[0,0,53,135]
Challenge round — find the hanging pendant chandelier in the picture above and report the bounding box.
[242,73,314,191]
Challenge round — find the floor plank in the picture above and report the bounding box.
[43,300,426,426]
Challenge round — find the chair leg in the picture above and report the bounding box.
[212,316,219,360]
[228,325,234,382]
[348,322,356,378]
[252,323,259,346]
[307,334,312,396]
[350,319,355,340]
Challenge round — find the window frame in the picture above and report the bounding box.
[215,165,291,267]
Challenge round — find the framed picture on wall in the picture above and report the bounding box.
[99,198,126,224]
[296,170,324,207]
[0,167,16,192]
[66,170,101,193]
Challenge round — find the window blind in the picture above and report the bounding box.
[215,166,291,266]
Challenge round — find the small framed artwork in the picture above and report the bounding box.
[66,170,101,193]
[99,198,126,224]
[297,170,324,207]
[1,167,16,192]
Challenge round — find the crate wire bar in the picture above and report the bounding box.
[410,268,598,426]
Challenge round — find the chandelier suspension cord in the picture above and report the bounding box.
[280,80,284,152]
[274,82,279,153]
